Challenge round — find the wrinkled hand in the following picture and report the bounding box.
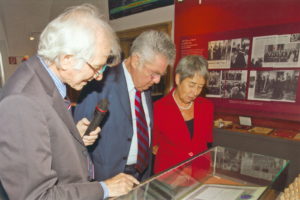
[104,173,140,197]
[76,118,100,146]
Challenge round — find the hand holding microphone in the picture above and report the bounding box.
[76,99,109,146]
[77,118,100,146]
[83,99,109,136]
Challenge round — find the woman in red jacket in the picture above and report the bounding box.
[153,55,214,174]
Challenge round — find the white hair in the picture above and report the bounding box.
[130,30,176,67]
[38,4,120,68]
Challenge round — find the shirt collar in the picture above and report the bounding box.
[37,56,67,98]
[122,60,136,93]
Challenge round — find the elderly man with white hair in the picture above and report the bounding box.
[0,4,138,200]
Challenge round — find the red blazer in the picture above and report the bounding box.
[153,89,214,174]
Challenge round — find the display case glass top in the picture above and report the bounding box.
[116,146,289,200]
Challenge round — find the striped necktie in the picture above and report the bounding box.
[64,96,72,111]
[135,90,149,173]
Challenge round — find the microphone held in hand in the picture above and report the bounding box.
[83,99,109,136]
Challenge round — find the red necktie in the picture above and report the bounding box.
[64,96,72,111]
[135,91,149,173]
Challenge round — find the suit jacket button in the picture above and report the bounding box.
[188,152,194,157]
[127,138,132,141]
[123,156,127,160]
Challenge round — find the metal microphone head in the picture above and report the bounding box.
[96,99,109,113]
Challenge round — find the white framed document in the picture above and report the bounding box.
[181,184,267,200]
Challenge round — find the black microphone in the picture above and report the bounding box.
[83,99,109,136]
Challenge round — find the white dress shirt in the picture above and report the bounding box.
[122,62,151,165]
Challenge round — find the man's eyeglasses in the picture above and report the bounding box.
[85,55,115,76]
[86,62,108,76]
[144,64,164,80]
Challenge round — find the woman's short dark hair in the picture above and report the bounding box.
[175,55,209,82]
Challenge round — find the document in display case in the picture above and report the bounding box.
[116,146,289,200]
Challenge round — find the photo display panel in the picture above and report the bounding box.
[179,22,300,121]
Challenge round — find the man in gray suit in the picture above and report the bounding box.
[74,30,176,182]
[0,4,138,200]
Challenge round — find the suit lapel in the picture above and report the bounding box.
[114,65,153,125]
[52,91,85,146]
[31,56,85,147]
[114,64,132,121]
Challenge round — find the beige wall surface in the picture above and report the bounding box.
[0,0,174,81]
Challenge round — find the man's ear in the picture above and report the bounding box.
[175,73,180,85]
[59,54,74,70]
[131,53,140,69]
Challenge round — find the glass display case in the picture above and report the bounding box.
[116,146,289,200]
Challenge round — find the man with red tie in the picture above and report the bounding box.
[74,30,176,181]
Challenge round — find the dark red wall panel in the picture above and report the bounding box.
[174,0,300,122]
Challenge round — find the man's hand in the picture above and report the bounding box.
[104,173,140,197]
[76,118,100,146]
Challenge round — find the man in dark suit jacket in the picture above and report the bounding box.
[74,30,176,182]
[0,4,138,200]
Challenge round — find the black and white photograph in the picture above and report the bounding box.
[206,70,247,99]
[216,147,242,172]
[248,70,299,102]
[215,147,288,182]
[208,38,250,69]
[207,39,232,69]
[240,153,288,181]
[230,38,250,68]
[251,34,300,68]
[263,43,299,63]
[220,70,247,99]
[206,71,222,97]
[290,33,300,42]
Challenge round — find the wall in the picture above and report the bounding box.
[0,17,9,82]
[174,0,300,124]
[0,18,7,45]
[0,0,174,81]
[174,0,300,63]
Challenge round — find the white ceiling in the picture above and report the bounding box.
[0,0,106,57]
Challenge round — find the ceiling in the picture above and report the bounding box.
[0,0,105,57]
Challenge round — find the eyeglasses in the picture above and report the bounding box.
[86,62,108,76]
[144,64,164,80]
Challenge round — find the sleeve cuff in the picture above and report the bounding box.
[99,181,109,199]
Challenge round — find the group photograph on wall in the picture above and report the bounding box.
[207,70,247,100]
[251,34,300,68]
[248,70,299,102]
[204,32,300,104]
[178,27,300,120]
[207,38,250,69]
